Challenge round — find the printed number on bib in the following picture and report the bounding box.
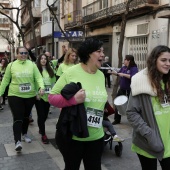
[45,85,51,94]
[86,107,103,128]
[19,83,31,92]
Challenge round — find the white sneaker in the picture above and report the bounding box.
[22,134,31,143]
[113,135,124,142]
[15,141,22,151]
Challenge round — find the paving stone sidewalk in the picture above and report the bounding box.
[0,86,162,170]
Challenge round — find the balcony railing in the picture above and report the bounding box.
[64,10,82,29]
[0,23,10,29]
[83,0,159,24]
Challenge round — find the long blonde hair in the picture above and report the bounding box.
[64,48,78,65]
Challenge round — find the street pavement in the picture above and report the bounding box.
[0,86,162,170]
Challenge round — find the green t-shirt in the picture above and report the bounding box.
[132,95,170,158]
[50,63,108,141]
[37,69,56,102]
[50,60,58,74]
[0,60,45,98]
[56,63,75,76]
[0,65,6,84]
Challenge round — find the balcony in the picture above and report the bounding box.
[64,10,82,30]
[83,0,159,24]
[0,23,10,30]
[22,7,41,26]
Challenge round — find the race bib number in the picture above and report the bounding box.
[161,94,170,108]
[19,83,31,92]
[86,107,103,128]
[44,85,51,94]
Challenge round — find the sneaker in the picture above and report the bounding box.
[15,141,22,151]
[42,135,49,144]
[0,105,4,110]
[113,135,124,142]
[22,134,31,143]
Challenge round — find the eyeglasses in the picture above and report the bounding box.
[19,52,28,55]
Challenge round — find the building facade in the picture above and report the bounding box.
[0,0,12,59]
[61,0,170,70]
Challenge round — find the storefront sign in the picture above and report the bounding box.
[54,31,84,38]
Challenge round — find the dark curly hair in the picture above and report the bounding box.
[147,45,170,102]
[77,38,103,64]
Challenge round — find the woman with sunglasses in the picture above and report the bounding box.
[0,47,45,152]
[35,54,56,144]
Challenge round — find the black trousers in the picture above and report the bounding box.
[137,154,170,170]
[114,88,130,122]
[8,96,36,143]
[105,74,111,88]
[35,99,50,136]
[55,131,104,170]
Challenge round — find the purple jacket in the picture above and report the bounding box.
[118,66,138,90]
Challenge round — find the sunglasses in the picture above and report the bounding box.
[19,52,28,55]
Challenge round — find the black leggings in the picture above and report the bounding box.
[8,96,36,143]
[55,131,104,170]
[137,154,170,170]
[35,99,50,136]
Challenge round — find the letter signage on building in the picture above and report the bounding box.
[54,31,84,41]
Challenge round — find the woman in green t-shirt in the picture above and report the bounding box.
[49,38,107,170]
[127,45,170,170]
[56,48,78,79]
[35,53,56,144]
[0,47,45,152]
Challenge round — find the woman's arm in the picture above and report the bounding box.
[48,89,85,108]
[126,93,152,136]
[48,94,77,108]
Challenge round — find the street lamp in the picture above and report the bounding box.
[50,6,57,57]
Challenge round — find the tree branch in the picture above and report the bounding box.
[46,0,70,43]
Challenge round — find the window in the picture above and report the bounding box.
[128,36,148,70]
[100,0,108,10]
[34,0,40,7]
[42,9,50,24]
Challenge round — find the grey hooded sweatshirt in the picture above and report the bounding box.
[126,68,164,160]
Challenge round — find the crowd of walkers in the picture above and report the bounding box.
[0,38,170,170]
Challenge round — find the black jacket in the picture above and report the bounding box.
[56,82,89,138]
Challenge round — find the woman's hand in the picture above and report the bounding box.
[118,73,124,77]
[74,89,86,104]
[36,95,40,100]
